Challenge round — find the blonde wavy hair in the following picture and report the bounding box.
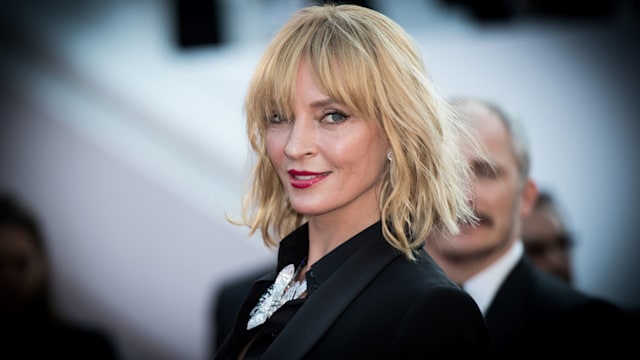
[232,3,476,261]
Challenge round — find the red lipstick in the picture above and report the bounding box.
[288,170,330,189]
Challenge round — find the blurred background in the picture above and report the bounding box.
[1,0,639,359]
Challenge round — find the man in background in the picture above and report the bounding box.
[424,97,630,359]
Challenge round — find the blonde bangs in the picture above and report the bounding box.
[245,44,302,152]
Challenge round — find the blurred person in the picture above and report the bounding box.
[0,192,119,359]
[214,3,491,359]
[521,190,574,284]
[211,263,274,352]
[424,97,630,359]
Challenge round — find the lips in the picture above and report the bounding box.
[288,170,330,189]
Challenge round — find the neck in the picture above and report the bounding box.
[425,237,517,284]
[306,214,380,266]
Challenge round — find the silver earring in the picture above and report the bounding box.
[387,151,393,162]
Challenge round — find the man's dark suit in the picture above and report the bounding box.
[486,256,632,359]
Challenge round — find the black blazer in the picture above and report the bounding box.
[486,255,631,359]
[215,224,491,359]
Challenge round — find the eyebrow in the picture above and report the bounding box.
[309,98,339,108]
[472,159,502,173]
[471,159,494,168]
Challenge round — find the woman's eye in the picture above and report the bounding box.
[270,114,286,124]
[323,112,347,123]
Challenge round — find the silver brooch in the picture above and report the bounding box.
[247,263,307,330]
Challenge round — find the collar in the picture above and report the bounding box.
[276,221,381,297]
[463,240,523,315]
[263,220,397,360]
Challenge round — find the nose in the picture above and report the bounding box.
[284,118,317,159]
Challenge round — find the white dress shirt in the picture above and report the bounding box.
[462,240,523,316]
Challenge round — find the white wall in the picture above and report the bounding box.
[1,1,638,359]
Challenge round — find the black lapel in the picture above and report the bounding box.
[262,237,400,360]
[485,256,531,346]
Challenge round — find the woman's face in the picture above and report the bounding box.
[266,58,390,222]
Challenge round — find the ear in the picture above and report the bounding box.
[520,178,538,219]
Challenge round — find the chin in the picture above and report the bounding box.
[289,204,325,217]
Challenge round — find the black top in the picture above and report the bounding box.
[243,221,375,358]
[215,220,492,360]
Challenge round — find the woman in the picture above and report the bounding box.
[215,3,491,359]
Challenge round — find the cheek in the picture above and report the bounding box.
[472,180,494,204]
[474,181,510,210]
[333,139,385,177]
[266,132,286,165]
[353,130,388,170]
[265,136,291,186]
